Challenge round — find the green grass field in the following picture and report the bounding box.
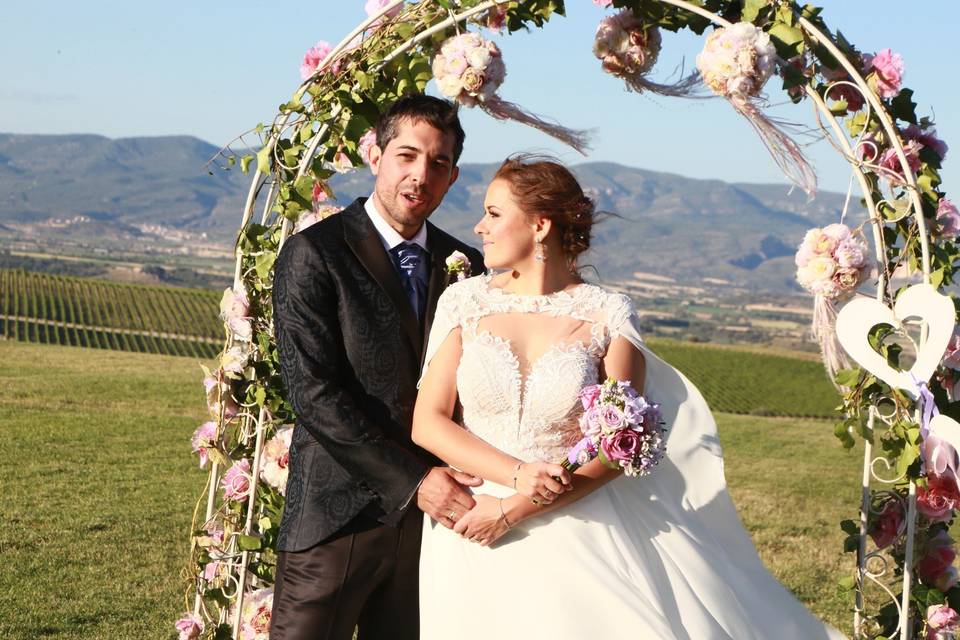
[0,268,841,418]
[1,340,860,638]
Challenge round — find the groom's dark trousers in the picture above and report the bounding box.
[269,199,483,640]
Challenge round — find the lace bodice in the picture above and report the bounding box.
[426,274,636,463]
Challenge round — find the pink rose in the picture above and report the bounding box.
[174,614,204,640]
[203,560,222,582]
[578,406,603,439]
[312,182,327,205]
[869,500,903,549]
[578,384,602,410]
[856,131,882,163]
[945,329,960,370]
[918,478,958,523]
[461,67,485,95]
[835,238,866,269]
[927,604,960,640]
[937,198,960,240]
[364,0,402,29]
[300,41,342,80]
[863,48,904,98]
[918,531,957,591]
[600,405,626,431]
[822,223,851,242]
[601,428,642,463]
[191,421,218,468]
[358,128,377,165]
[222,459,252,502]
[825,81,866,113]
[593,0,613,5]
[833,267,861,292]
[878,139,923,183]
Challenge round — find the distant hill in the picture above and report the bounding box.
[0,133,855,291]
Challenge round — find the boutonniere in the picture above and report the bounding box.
[444,250,470,282]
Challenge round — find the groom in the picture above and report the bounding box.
[269,94,485,640]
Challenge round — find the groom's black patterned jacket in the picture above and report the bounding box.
[272,198,484,551]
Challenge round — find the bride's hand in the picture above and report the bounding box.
[453,495,509,546]
[513,461,572,504]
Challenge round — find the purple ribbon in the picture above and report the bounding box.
[910,372,940,440]
[567,437,596,467]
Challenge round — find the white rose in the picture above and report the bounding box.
[466,46,491,70]
[437,74,463,99]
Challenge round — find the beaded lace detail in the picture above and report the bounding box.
[434,274,635,463]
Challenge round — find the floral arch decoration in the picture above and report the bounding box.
[176,1,958,639]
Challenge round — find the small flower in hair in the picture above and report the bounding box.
[445,250,470,281]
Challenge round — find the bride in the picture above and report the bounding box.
[411,155,845,639]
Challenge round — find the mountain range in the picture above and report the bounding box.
[0,133,856,292]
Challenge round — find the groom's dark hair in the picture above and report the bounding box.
[375,94,466,164]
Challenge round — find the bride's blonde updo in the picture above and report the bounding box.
[492,154,595,268]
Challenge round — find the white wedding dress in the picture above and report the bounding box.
[418,274,846,640]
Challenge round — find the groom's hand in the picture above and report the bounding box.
[417,467,482,529]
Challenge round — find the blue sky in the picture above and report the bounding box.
[3,1,956,194]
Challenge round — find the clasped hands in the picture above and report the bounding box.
[417,462,572,547]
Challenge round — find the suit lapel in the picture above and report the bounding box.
[421,223,455,364]
[341,201,422,354]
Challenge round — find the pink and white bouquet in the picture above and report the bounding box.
[593,10,699,97]
[696,21,816,195]
[260,426,293,495]
[431,32,588,153]
[795,223,869,300]
[565,378,666,478]
[795,223,869,380]
[432,32,505,108]
[236,587,274,640]
[697,22,775,101]
[220,284,252,342]
[594,11,661,83]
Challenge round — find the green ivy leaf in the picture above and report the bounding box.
[890,89,918,125]
[240,155,254,174]
[237,534,263,551]
[256,146,272,174]
[768,22,805,58]
[255,253,276,280]
[741,0,770,23]
[834,368,862,387]
[834,421,855,449]
[839,519,859,536]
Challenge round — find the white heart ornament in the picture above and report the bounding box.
[929,414,960,451]
[835,283,955,397]
[925,414,960,486]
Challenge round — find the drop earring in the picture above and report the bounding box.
[534,237,546,263]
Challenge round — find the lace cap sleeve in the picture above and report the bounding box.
[606,292,644,347]
[418,277,471,387]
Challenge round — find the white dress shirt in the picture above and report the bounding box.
[364,195,429,253]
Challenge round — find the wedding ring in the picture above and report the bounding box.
[531,498,540,505]
[447,510,456,520]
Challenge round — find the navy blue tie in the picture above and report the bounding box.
[390,242,428,321]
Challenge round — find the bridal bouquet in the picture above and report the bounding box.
[564,378,666,478]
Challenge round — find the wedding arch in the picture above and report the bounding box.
[176,2,957,639]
